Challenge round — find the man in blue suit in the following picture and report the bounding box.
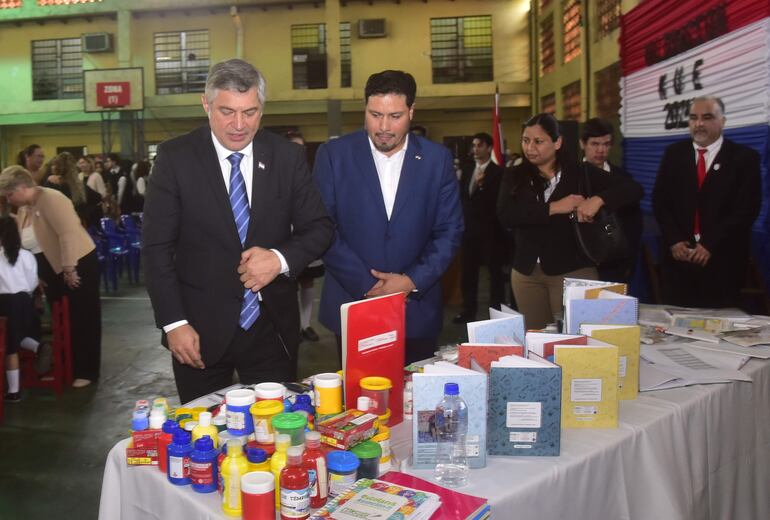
[314,70,464,365]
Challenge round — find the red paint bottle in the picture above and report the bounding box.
[280,446,310,520]
[302,431,328,509]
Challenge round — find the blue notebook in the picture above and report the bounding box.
[487,354,561,456]
[411,362,488,469]
[467,314,526,345]
[564,291,638,335]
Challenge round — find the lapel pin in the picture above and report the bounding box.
[713,163,720,171]
[415,154,422,160]
[258,161,266,170]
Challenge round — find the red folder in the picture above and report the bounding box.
[341,292,406,426]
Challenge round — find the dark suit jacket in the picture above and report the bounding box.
[313,130,464,339]
[497,160,643,276]
[652,138,760,274]
[459,160,504,241]
[142,126,334,366]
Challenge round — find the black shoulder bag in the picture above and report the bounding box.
[569,163,630,265]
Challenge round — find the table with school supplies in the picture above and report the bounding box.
[99,356,770,520]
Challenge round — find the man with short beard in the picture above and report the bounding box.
[313,70,463,365]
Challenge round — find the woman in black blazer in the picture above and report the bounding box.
[497,114,642,329]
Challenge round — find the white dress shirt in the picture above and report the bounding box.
[469,159,491,195]
[0,247,38,294]
[369,135,408,220]
[693,135,723,171]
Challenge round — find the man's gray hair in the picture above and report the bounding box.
[691,95,725,116]
[204,59,266,106]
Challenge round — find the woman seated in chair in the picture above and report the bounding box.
[0,166,101,389]
[0,216,52,402]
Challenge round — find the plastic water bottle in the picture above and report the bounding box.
[433,382,469,488]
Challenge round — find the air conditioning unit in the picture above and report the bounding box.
[358,19,386,38]
[82,33,113,53]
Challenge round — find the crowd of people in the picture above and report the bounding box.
[1,58,761,404]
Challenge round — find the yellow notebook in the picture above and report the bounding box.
[554,340,619,429]
[579,324,640,401]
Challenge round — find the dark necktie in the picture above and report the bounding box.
[694,148,707,235]
[228,152,260,330]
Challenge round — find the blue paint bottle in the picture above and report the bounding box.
[167,429,193,485]
[190,435,218,493]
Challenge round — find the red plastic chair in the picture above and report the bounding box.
[20,297,72,395]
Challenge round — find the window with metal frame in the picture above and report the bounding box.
[154,30,210,95]
[340,22,352,88]
[541,93,556,115]
[540,14,555,76]
[596,0,621,41]
[32,38,83,100]
[562,0,582,64]
[562,80,581,121]
[292,24,327,89]
[430,15,493,84]
[595,62,621,120]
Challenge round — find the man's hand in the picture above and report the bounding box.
[366,269,416,297]
[550,194,585,216]
[690,243,711,266]
[167,324,204,369]
[575,196,605,223]
[670,241,694,262]
[238,247,281,292]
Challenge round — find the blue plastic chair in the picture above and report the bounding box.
[99,218,130,287]
[87,226,112,292]
[120,214,142,283]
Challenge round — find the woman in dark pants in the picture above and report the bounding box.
[0,166,101,388]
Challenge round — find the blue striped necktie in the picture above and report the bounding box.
[228,152,260,330]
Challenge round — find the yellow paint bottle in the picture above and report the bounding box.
[192,411,219,448]
[221,439,249,517]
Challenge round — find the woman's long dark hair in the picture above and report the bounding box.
[0,216,21,266]
[17,144,41,167]
[509,113,566,198]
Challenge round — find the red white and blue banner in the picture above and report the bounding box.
[619,0,770,283]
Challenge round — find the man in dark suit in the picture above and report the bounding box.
[143,59,333,402]
[314,70,463,365]
[579,118,643,284]
[652,96,760,308]
[453,132,506,323]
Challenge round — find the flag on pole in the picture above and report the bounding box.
[491,88,504,166]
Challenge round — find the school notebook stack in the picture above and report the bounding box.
[379,471,490,520]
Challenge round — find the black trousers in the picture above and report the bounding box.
[37,250,102,381]
[0,292,39,355]
[460,234,506,315]
[173,313,295,404]
[660,254,743,309]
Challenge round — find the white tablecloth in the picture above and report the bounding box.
[99,358,770,520]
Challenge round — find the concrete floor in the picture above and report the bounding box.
[0,267,490,519]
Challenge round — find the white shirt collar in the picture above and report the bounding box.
[211,131,254,162]
[476,158,492,170]
[693,135,723,155]
[581,157,611,172]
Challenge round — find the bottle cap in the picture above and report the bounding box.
[162,420,180,435]
[305,431,321,447]
[351,440,382,460]
[254,382,285,400]
[313,372,342,388]
[326,450,360,472]
[296,394,312,405]
[357,396,371,412]
[227,438,244,454]
[360,376,392,391]
[286,445,304,463]
[241,471,275,494]
[271,412,307,431]
[251,399,284,417]
[198,411,212,426]
[172,429,191,445]
[247,447,267,464]
[225,388,256,407]
[444,382,459,396]
[194,435,214,452]
[149,409,165,430]
[183,421,197,432]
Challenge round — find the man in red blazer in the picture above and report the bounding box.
[652,96,760,308]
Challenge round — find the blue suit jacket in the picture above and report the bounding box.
[313,130,464,339]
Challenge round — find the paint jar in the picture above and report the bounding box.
[254,382,286,402]
[350,441,381,479]
[378,409,391,426]
[167,430,193,485]
[313,373,343,415]
[359,376,392,415]
[271,413,307,447]
[175,407,194,422]
[326,450,360,498]
[371,425,391,468]
[251,400,284,444]
[241,471,276,520]
[190,435,218,494]
[226,388,257,437]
